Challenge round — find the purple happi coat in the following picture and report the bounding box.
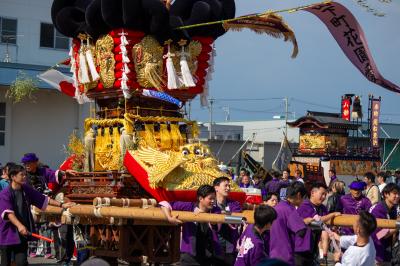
[27,167,62,188]
[215,199,242,254]
[159,201,222,256]
[0,184,49,245]
[235,224,268,266]
[295,199,328,253]
[264,178,281,194]
[269,200,306,266]
[370,201,397,263]
[338,194,372,235]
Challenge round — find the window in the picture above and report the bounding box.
[0,17,17,44]
[40,23,69,49]
[0,103,5,146]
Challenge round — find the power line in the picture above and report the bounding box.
[212,97,284,102]
[291,98,338,110]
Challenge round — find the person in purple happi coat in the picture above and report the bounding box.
[294,182,341,265]
[269,181,314,266]
[337,181,372,235]
[160,185,221,266]
[0,165,75,266]
[264,171,282,195]
[369,183,400,265]
[21,153,76,260]
[213,176,242,266]
[234,205,277,266]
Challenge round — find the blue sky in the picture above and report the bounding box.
[190,0,400,124]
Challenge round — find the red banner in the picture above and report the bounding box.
[370,99,381,148]
[305,2,400,94]
[341,98,351,121]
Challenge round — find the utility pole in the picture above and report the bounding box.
[208,98,214,140]
[284,97,288,137]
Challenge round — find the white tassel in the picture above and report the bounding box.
[124,63,131,74]
[85,49,100,81]
[69,47,75,74]
[179,46,195,87]
[121,35,129,46]
[163,44,180,89]
[79,50,90,84]
[120,45,130,63]
[121,72,131,99]
[122,53,130,63]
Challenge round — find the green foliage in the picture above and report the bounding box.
[6,71,38,103]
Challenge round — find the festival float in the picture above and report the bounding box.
[36,0,400,264]
[287,95,382,188]
[40,0,290,262]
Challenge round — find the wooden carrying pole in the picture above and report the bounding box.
[43,206,400,228]
[234,210,400,229]
[44,205,244,224]
[92,197,157,208]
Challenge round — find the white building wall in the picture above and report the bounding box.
[0,87,88,169]
[0,0,68,65]
[0,0,91,168]
[218,120,299,144]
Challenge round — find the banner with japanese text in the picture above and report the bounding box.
[370,99,381,148]
[341,98,351,121]
[305,2,400,94]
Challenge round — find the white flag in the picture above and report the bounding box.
[272,134,292,172]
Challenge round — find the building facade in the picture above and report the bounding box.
[0,0,88,168]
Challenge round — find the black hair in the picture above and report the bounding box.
[8,164,25,180]
[381,183,400,199]
[329,169,336,175]
[254,205,277,229]
[271,171,281,178]
[264,192,279,202]
[358,210,377,237]
[377,172,387,182]
[364,172,375,183]
[2,162,16,173]
[310,182,328,191]
[213,176,230,187]
[283,169,290,174]
[196,185,216,200]
[286,181,307,199]
[395,170,400,175]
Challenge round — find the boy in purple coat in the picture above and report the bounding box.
[337,181,372,235]
[235,205,277,266]
[213,176,242,266]
[269,181,314,266]
[0,165,75,266]
[295,182,341,265]
[160,185,221,266]
[369,183,400,265]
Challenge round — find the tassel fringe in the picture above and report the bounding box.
[85,49,100,81]
[180,46,196,87]
[164,44,180,89]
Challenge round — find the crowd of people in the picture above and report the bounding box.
[1,155,400,266]
[0,153,77,266]
[160,168,400,266]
